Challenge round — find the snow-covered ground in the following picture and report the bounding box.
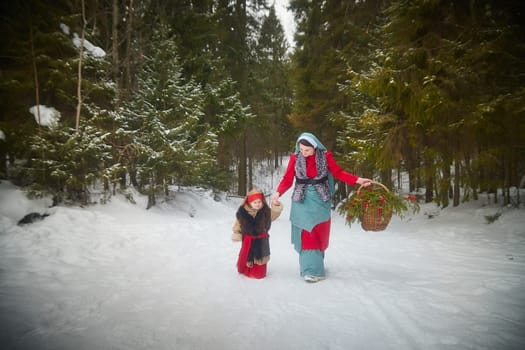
[1,175,524,350]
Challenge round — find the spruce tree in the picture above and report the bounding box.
[121,26,220,207]
[252,5,294,168]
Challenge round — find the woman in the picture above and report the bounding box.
[271,132,371,282]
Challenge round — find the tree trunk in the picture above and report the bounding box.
[146,173,156,209]
[30,19,41,130]
[407,148,420,192]
[380,168,392,189]
[503,148,511,205]
[238,132,247,196]
[464,153,478,201]
[440,164,450,208]
[111,0,120,94]
[424,156,434,203]
[76,0,86,131]
[119,171,126,187]
[453,159,460,206]
[124,0,134,93]
[248,155,253,191]
[130,167,138,187]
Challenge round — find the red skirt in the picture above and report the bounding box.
[241,263,267,279]
[300,220,331,251]
[237,232,269,279]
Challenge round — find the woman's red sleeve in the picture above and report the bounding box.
[326,151,359,185]
[276,154,296,195]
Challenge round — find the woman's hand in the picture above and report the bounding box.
[356,177,373,186]
[272,192,281,206]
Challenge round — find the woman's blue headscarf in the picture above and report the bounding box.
[295,132,326,153]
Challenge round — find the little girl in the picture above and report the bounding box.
[232,189,282,279]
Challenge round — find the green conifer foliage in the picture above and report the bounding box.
[120,26,220,207]
[348,0,525,206]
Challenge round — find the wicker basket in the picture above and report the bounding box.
[360,206,393,231]
[357,182,393,231]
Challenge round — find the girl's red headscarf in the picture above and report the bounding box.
[247,192,263,203]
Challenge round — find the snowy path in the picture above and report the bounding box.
[1,182,524,350]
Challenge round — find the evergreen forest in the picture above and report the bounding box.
[1,0,524,209]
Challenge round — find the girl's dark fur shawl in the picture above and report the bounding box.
[236,205,272,236]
